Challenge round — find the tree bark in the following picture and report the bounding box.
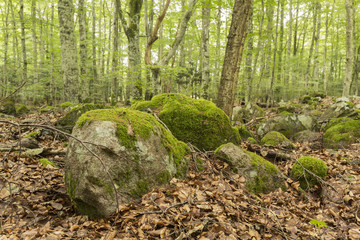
[58,0,80,103]
[343,0,354,97]
[245,13,253,103]
[78,0,89,101]
[111,0,120,105]
[201,1,211,100]
[31,0,38,100]
[91,0,98,102]
[305,2,317,90]
[313,2,321,91]
[19,0,28,86]
[216,0,252,118]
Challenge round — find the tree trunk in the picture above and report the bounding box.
[50,3,55,104]
[343,0,354,97]
[58,0,80,103]
[19,0,28,87]
[312,2,321,91]
[31,0,38,101]
[2,0,9,98]
[214,4,222,93]
[91,0,98,102]
[201,1,211,99]
[305,2,317,90]
[245,13,253,103]
[111,0,120,105]
[78,0,89,101]
[285,0,292,99]
[216,0,252,118]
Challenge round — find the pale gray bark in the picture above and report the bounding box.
[305,2,317,90]
[91,0,98,102]
[343,0,354,96]
[245,13,253,103]
[215,5,222,91]
[2,0,9,97]
[313,2,321,90]
[58,0,80,102]
[19,0,28,85]
[216,0,252,118]
[285,0,292,98]
[323,2,333,94]
[78,0,89,100]
[31,0,38,89]
[201,1,211,100]
[50,3,55,104]
[111,0,120,105]
[9,0,20,70]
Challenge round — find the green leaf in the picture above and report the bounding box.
[310,219,327,228]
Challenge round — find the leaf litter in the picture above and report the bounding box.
[0,110,360,240]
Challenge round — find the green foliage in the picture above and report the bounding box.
[291,156,328,190]
[40,106,55,113]
[38,158,57,168]
[310,219,328,228]
[25,131,39,139]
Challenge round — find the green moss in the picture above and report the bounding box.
[260,131,294,148]
[73,199,100,218]
[16,104,30,115]
[323,119,360,149]
[195,157,205,171]
[38,158,57,168]
[25,131,38,138]
[301,95,312,104]
[291,156,328,190]
[130,180,149,198]
[40,106,55,113]
[60,101,75,109]
[131,93,241,151]
[237,126,254,140]
[323,117,353,132]
[2,100,16,115]
[279,111,293,116]
[65,172,77,200]
[347,101,355,108]
[156,170,172,184]
[247,137,258,145]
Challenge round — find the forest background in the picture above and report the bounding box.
[0,0,359,110]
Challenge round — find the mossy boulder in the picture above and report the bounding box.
[291,156,328,190]
[65,108,189,218]
[257,114,317,139]
[247,137,258,145]
[237,126,254,140]
[60,101,76,110]
[1,100,16,116]
[40,106,55,113]
[232,102,265,124]
[261,131,295,149]
[131,93,240,151]
[214,143,285,194]
[323,117,353,132]
[278,101,301,113]
[323,119,360,149]
[56,103,109,133]
[319,101,356,123]
[16,104,30,115]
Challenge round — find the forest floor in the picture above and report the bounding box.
[0,101,360,240]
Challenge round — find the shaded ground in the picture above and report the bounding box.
[0,107,360,240]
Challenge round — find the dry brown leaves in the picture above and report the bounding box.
[0,110,360,240]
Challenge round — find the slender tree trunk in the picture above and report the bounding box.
[201,1,211,99]
[214,4,222,93]
[323,2,332,94]
[2,0,9,97]
[216,0,252,118]
[19,0,28,87]
[31,0,38,100]
[277,0,284,90]
[264,0,274,100]
[91,0,98,102]
[252,0,264,93]
[111,0,120,105]
[343,0,354,97]
[10,0,20,72]
[245,13,253,103]
[58,0,80,103]
[50,3,55,104]
[285,0,292,99]
[78,0,88,101]
[313,2,321,91]
[305,2,317,90]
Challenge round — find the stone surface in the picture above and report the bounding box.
[257,114,316,139]
[214,143,285,194]
[260,131,295,149]
[318,102,355,123]
[232,102,265,123]
[65,108,189,217]
[131,93,240,151]
[293,130,322,143]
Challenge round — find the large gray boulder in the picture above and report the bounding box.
[65,108,189,218]
[215,143,285,194]
[318,101,355,123]
[257,114,316,139]
[232,102,265,123]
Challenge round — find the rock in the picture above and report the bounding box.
[232,102,265,123]
[65,108,189,217]
[17,137,39,149]
[56,103,109,133]
[257,114,316,139]
[131,93,240,151]
[323,119,360,149]
[260,131,295,149]
[214,143,285,194]
[323,117,354,132]
[39,106,55,113]
[1,99,16,116]
[278,101,301,113]
[237,126,254,140]
[16,105,30,115]
[24,148,44,156]
[336,97,350,103]
[293,130,322,143]
[318,102,355,123]
[291,156,328,190]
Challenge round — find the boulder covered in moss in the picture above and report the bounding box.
[257,114,316,139]
[56,103,109,133]
[131,93,240,151]
[65,108,189,217]
[1,99,16,116]
[323,117,354,132]
[214,143,285,194]
[16,104,30,115]
[261,131,295,149]
[237,126,254,140]
[291,156,328,190]
[232,102,265,123]
[318,101,356,123]
[323,119,360,149]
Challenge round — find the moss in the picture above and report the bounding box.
[279,111,293,116]
[38,158,57,168]
[260,131,295,148]
[60,101,75,109]
[131,93,241,151]
[65,172,77,200]
[237,126,254,140]
[1,100,16,115]
[40,106,55,113]
[195,157,205,171]
[247,137,258,145]
[156,170,172,184]
[301,95,312,104]
[87,176,114,199]
[77,108,188,175]
[25,131,38,139]
[16,104,30,115]
[323,119,360,149]
[130,180,149,198]
[291,156,328,190]
[73,199,100,218]
[347,101,355,108]
[323,117,353,132]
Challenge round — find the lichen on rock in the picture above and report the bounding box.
[65,108,189,217]
[131,93,240,151]
[291,156,328,190]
